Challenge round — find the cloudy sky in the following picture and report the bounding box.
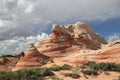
[0,0,120,55]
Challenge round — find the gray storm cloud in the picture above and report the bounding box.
[0,0,120,39]
[0,0,120,55]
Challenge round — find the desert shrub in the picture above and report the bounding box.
[80,65,87,69]
[0,67,54,80]
[64,73,80,79]
[26,75,45,80]
[85,61,96,66]
[72,66,80,75]
[49,64,72,71]
[81,70,98,76]
[83,61,120,72]
[0,71,14,80]
[61,64,72,70]
[49,64,61,71]
[98,62,116,71]
[116,64,120,72]
[25,67,54,76]
[97,62,120,72]
[85,61,99,71]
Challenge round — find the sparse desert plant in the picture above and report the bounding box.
[82,61,120,72]
[61,64,72,70]
[49,64,61,71]
[72,65,81,75]
[115,64,120,72]
[85,61,99,71]
[80,65,87,69]
[64,73,80,79]
[0,67,54,80]
[81,70,98,76]
[49,64,72,71]
[64,66,80,79]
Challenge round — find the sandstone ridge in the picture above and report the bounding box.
[37,22,107,57]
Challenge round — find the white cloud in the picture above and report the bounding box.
[0,20,4,27]
[0,0,120,39]
[25,4,33,13]
[108,33,120,42]
[0,32,48,55]
[0,0,120,55]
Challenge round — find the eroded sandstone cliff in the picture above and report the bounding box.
[37,22,107,57]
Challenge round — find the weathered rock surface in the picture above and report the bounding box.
[60,40,120,64]
[37,22,107,57]
[13,43,50,71]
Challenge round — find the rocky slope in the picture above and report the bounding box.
[37,22,107,57]
[13,43,50,71]
[57,40,120,64]
[1,21,119,71]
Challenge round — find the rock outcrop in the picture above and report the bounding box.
[62,40,120,64]
[13,43,50,71]
[37,22,107,57]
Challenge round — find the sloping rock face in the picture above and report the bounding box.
[13,43,50,71]
[37,22,107,57]
[62,40,120,64]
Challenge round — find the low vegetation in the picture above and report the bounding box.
[64,73,80,79]
[81,61,120,72]
[0,68,54,80]
[49,64,72,71]
[0,62,119,80]
[64,66,80,79]
[81,70,98,76]
[0,64,72,80]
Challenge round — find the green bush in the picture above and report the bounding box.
[49,64,61,71]
[0,71,14,80]
[61,64,72,70]
[83,61,120,72]
[0,67,54,80]
[81,70,98,76]
[116,64,120,72]
[49,64,72,71]
[97,62,120,72]
[85,61,99,71]
[80,65,87,69]
[64,73,80,79]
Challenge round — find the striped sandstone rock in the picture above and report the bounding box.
[12,43,50,71]
[37,22,107,57]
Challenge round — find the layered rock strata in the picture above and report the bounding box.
[13,43,50,71]
[37,22,107,57]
